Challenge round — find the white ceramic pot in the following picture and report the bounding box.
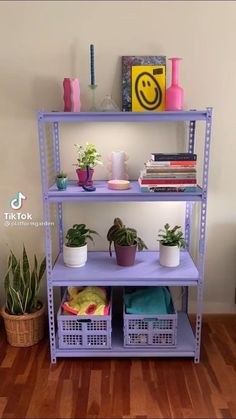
[159,243,180,267]
[63,243,87,268]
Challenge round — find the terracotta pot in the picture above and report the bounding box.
[76,168,94,186]
[1,304,45,347]
[114,243,137,267]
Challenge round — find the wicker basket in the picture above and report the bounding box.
[1,304,45,347]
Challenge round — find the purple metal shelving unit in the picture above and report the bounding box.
[37,109,213,364]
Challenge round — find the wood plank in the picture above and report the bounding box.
[0,315,235,418]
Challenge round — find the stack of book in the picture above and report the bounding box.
[138,153,197,192]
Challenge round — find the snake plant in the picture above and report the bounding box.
[4,246,46,315]
[107,217,147,256]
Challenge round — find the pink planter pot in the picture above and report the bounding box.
[76,168,94,186]
[114,243,137,267]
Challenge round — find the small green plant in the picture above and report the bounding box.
[158,224,186,248]
[74,143,103,170]
[4,246,46,315]
[56,171,67,179]
[107,217,147,256]
[65,224,98,247]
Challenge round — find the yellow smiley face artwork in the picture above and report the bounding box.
[132,65,165,112]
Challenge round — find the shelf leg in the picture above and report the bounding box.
[38,115,57,363]
[44,197,57,364]
[38,111,49,196]
[183,117,196,314]
[52,122,64,255]
[185,117,196,250]
[52,121,65,300]
[47,283,57,364]
[181,286,188,312]
[194,107,213,363]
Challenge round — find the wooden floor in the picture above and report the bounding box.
[0,315,235,419]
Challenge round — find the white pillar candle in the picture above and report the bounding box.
[111,150,128,180]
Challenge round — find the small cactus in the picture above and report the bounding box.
[56,171,67,179]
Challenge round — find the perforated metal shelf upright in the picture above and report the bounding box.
[37,108,213,364]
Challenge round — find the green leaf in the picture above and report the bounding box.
[23,287,30,313]
[9,286,23,315]
[10,251,17,273]
[13,261,22,293]
[22,246,30,287]
[4,263,12,312]
[34,255,38,273]
[38,257,46,282]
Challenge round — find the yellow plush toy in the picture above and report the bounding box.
[62,286,110,316]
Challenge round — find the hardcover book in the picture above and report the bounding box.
[145,167,196,173]
[151,153,197,161]
[146,160,196,167]
[122,55,166,112]
[139,178,196,185]
[139,185,197,193]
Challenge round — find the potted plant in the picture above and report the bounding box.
[55,171,68,190]
[158,223,186,267]
[74,142,103,186]
[1,246,46,347]
[63,223,98,267]
[107,217,147,267]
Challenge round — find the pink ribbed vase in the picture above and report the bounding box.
[165,58,184,111]
[63,78,81,112]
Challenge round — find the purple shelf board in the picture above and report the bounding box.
[55,312,195,358]
[51,251,199,286]
[47,181,203,202]
[38,110,208,123]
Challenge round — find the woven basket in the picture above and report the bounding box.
[1,304,45,347]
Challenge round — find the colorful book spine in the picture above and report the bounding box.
[139,185,197,193]
[145,167,196,173]
[139,178,196,185]
[140,171,196,179]
[146,160,196,167]
[151,153,197,161]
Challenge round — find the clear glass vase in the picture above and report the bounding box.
[88,84,98,112]
[99,95,120,112]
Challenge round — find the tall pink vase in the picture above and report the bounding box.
[63,78,72,112]
[71,79,81,112]
[63,78,81,112]
[165,58,184,111]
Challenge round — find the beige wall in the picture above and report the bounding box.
[0,1,235,312]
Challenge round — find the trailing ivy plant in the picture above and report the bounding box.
[65,224,98,248]
[158,223,186,248]
[4,246,46,315]
[74,143,103,170]
[107,217,147,256]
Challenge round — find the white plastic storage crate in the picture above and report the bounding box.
[123,288,177,347]
[57,289,112,349]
